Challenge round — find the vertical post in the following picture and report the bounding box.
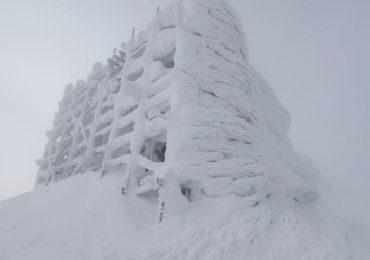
[100,44,130,178]
[156,0,189,222]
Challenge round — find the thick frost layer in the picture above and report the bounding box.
[164,0,318,208]
[35,0,317,207]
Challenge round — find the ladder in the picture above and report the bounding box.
[100,32,135,178]
[121,27,162,195]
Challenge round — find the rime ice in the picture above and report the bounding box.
[35,0,318,215]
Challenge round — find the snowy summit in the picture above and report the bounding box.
[0,0,368,259]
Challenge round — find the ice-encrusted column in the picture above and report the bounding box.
[121,32,146,192]
[166,0,261,197]
[165,0,317,202]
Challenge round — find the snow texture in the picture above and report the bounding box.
[4,0,367,259]
[1,173,367,260]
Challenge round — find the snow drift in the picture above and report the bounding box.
[0,172,363,259]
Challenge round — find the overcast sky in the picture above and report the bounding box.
[0,0,369,222]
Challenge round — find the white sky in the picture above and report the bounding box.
[0,0,369,222]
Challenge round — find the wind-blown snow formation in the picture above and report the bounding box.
[0,173,363,260]
[1,0,368,259]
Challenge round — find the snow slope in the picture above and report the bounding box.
[0,171,367,260]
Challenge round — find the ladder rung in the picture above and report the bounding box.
[146,87,171,110]
[148,75,171,98]
[118,110,137,128]
[95,125,112,135]
[111,132,131,149]
[107,154,130,166]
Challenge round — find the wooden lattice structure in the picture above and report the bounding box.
[36,0,316,221]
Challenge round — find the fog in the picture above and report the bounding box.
[0,0,369,223]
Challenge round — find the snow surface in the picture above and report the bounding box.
[0,172,365,260]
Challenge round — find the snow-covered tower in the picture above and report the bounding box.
[36,0,317,219]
